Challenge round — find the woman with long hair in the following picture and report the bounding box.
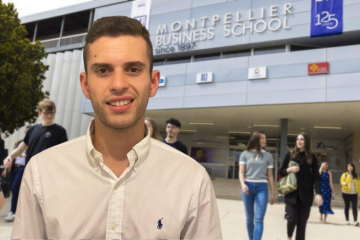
[318,162,334,224]
[340,163,360,226]
[279,132,323,240]
[239,131,275,240]
[145,118,162,141]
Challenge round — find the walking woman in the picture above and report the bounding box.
[279,132,323,240]
[239,131,275,240]
[319,162,334,224]
[340,163,360,226]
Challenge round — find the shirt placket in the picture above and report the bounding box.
[105,151,137,240]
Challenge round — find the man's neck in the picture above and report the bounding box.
[165,136,178,144]
[42,122,55,127]
[92,117,145,162]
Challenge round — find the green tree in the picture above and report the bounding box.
[0,1,48,136]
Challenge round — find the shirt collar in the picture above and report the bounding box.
[250,149,265,153]
[86,120,151,172]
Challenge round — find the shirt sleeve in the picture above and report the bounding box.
[239,152,246,165]
[11,157,47,239]
[23,126,34,146]
[311,154,321,195]
[180,169,222,239]
[182,145,188,155]
[59,128,68,144]
[267,153,274,169]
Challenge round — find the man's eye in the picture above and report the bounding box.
[128,68,141,73]
[97,69,109,74]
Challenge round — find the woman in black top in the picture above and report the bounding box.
[279,132,323,240]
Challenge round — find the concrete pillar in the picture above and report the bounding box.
[352,131,360,172]
[49,53,65,106]
[62,50,82,132]
[280,119,288,167]
[43,54,56,94]
[55,51,73,126]
[69,50,86,139]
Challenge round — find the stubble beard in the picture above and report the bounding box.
[91,96,149,131]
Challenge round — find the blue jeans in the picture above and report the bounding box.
[11,166,25,213]
[241,182,269,240]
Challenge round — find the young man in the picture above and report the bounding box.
[3,99,68,168]
[163,118,188,155]
[11,16,222,239]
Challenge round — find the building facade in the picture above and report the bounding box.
[3,0,360,184]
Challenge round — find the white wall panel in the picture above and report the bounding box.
[62,50,82,132]
[55,51,73,125]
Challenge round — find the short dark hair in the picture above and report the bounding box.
[166,118,181,128]
[83,16,153,74]
[38,99,56,112]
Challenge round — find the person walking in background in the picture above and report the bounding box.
[279,132,323,240]
[239,131,275,240]
[3,99,68,168]
[340,163,360,226]
[2,125,32,222]
[145,118,162,141]
[0,130,5,160]
[0,186,4,210]
[163,118,188,155]
[318,162,334,224]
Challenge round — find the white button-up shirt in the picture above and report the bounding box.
[12,121,222,239]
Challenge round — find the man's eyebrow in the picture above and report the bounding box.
[90,63,113,71]
[124,61,146,69]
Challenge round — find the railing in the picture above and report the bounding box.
[39,33,87,49]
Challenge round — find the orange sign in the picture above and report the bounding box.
[308,62,329,75]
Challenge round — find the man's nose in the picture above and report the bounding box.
[110,71,129,93]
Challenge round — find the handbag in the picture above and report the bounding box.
[277,161,298,195]
[0,174,11,198]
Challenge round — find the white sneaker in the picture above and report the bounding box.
[355,222,359,226]
[4,212,15,222]
[346,221,350,225]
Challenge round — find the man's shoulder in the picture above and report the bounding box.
[53,124,67,132]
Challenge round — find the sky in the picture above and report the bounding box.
[3,0,93,17]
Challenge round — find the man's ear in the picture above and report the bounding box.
[80,72,91,99]
[149,70,160,97]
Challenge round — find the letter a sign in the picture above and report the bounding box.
[311,0,343,37]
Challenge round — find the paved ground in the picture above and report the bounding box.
[1,196,358,239]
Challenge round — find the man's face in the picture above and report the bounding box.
[39,109,55,124]
[166,123,180,138]
[80,36,159,130]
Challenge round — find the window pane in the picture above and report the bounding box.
[166,57,191,65]
[194,53,220,62]
[222,49,251,59]
[253,46,285,56]
[153,59,165,66]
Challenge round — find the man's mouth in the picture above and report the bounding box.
[107,100,133,106]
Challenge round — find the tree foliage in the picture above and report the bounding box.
[0,1,49,136]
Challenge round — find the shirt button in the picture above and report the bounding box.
[111,223,117,230]
[114,185,118,190]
